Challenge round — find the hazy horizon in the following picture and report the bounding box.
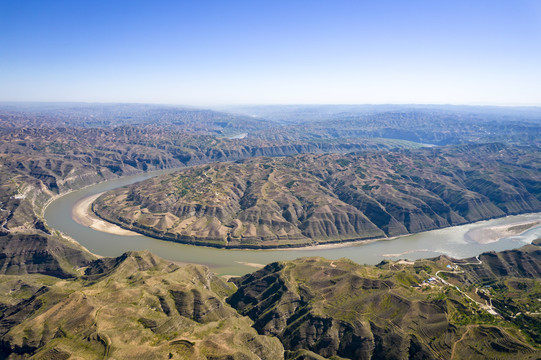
[2,1,541,106]
[3,100,541,109]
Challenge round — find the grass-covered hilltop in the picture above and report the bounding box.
[94,143,541,248]
[1,239,540,359]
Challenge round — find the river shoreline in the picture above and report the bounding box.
[72,192,143,236]
[46,172,541,275]
[72,189,541,252]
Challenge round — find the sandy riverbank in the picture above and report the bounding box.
[464,220,541,245]
[72,193,142,236]
[235,261,265,269]
[275,236,398,251]
[382,249,431,258]
[72,191,541,250]
[71,193,392,249]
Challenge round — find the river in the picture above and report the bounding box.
[44,169,541,275]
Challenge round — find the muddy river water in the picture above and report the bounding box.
[44,168,541,275]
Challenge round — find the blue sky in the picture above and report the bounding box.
[1,0,540,105]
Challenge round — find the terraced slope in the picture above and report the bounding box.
[94,143,541,248]
[228,240,541,359]
[0,251,283,359]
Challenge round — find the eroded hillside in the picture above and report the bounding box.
[0,251,284,359]
[94,143,541,248]
[1,242,540,359]
[0,112,416,276]
[228,240,541,359]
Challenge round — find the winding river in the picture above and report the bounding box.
[44,169,541,275]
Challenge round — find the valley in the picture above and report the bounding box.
[4,1,541,358]
[0,103,540,359]
[44,169,541,276]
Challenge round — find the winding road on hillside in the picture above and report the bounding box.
[434,256,500,316]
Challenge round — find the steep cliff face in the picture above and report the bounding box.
[0,251,284,359]
[94,144,541,248]
[227,242,541,359]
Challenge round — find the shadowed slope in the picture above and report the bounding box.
[0,233,95,278]
[228,242,541,359]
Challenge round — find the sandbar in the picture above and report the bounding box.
[382,249,431,258]
[235,261,265,269]
[72,193,142,236]
[464,220,541,245]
